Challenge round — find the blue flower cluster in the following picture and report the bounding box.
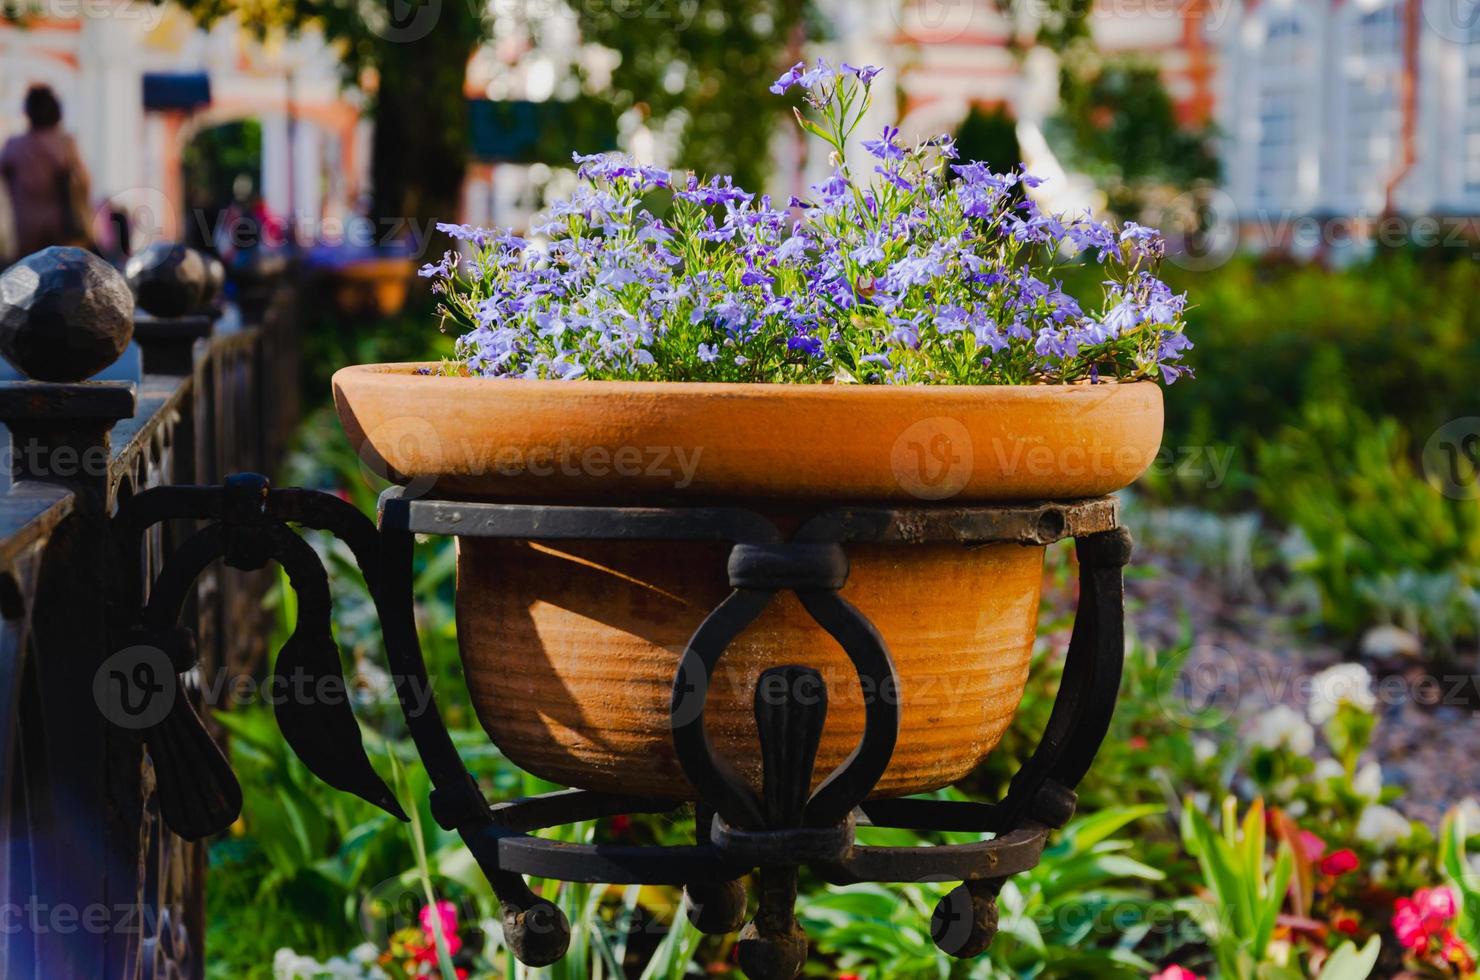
[424,62,1192,385]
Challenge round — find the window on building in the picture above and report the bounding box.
[1339,1,1404,211]
[1462,3,1480,196]
[1253,12,1317,212]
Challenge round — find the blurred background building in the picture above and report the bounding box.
[3,0,1478,259]
[0,9,361,255]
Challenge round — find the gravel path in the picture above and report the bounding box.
[1121,543,1480,828]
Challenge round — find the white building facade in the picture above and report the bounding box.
[819,0,1480,249]
[0,5,366,256]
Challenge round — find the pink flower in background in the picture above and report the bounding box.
[1150,967,1204,980]
[1424,887,1458,919]
[417,899,463,961]
[1393,886,1466,962]
[1298,830,1327,862]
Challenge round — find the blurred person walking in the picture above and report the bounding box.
[0,85,93,263]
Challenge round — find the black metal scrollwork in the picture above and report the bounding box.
[112,479,1131,980]
[112,475,410,840]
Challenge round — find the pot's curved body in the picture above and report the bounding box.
[333,365,1164,799]
[458,536,1043,798]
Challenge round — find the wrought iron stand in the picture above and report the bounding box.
[112,476,1130,980]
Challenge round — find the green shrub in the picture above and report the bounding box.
[1149,253,1480,504]
[1255,355,1480,647]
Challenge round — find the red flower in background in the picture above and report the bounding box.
[415,899,463,964]
[1330,909,1361,937]
[1319,848,1359,877]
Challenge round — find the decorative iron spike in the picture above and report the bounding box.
[754,665,827,828]
[268,524,406,821]
[145,695,243,841]
[734,665,830,980]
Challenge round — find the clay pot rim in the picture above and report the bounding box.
[335,361,1162,397]
[334,361,1164,502]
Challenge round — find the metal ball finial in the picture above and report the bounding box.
[125,243,208,317]
[931,882,999,958]
[0,246,134,382]
[684,879,749,935]
[736,920,808,980]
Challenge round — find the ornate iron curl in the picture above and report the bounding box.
[112,478,1131,980]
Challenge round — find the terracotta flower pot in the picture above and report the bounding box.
[324,257,414,319]
[333,364,1163,798]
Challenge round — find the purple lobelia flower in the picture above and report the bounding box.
[769,61,808,95]
[863,126,905,161]
[424,64,1192,387]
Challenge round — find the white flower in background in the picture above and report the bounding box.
[1250,705,1316,755]
[1193,737,1218,764]
[1307,663,1377,726]
[1266,938,1294,968]
[351,660,394,706]
[348,944,381,967]
[1274,777,1299,801]
[1352,761,1383,800]
[1314,758,1345,782]
[273,950,307,979]
[1455,797,1480,832]
[1355,804,1412,847]
[273,946,386,980]
[1287,799,1309,817]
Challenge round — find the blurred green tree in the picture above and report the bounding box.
[1050,56,1220,215]
[571,1,816,191]
[149,1,484,236]
[952,103,1021,175]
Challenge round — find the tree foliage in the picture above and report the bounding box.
[571,0,815,191]
[1050,56,1220,214]
[153,1,483,234]
[152,0,813,238]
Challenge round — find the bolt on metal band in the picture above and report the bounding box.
[727,542,850,591]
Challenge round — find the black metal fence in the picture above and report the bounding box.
[0,249,297,979]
